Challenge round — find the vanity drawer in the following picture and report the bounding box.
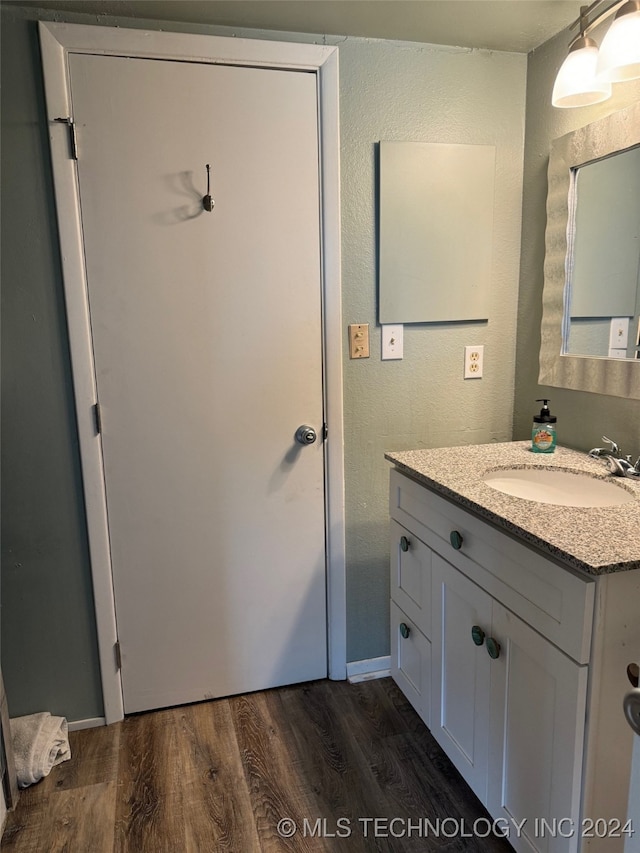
[390,469,595,664]
[390,519,432,639]
[390,601,431,727]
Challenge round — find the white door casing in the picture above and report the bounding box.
[39,22,345,723]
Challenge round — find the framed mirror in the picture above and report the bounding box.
[539,101,640,400]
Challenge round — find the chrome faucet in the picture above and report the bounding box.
[588,436,640,478]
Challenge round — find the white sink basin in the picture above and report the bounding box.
[483,467,635,507]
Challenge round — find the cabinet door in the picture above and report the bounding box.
[488,603,588,853]
[390,519,432,638]
[391,601,431,725]
[431,553,492,804]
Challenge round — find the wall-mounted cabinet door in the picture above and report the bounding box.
[431,553,492,804]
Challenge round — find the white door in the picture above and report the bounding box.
[68,53,327,713]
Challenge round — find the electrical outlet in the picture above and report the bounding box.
[381,325,403,360]
[464,345,484,379]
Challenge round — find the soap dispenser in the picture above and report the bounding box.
[532,399,557,453]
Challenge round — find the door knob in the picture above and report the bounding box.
[399,622,410,639]
[623,689,640,736]
[295,425,317,445]
[400,536,410,552]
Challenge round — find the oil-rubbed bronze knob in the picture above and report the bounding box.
[471,625,485,646]
[450,530,464,550]
[486,637,501,659]
[399,622,410,639]
[400,536,410,552]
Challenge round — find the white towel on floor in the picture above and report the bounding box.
[10,712,71,787]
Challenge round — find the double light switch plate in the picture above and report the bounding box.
[348,324,370,359]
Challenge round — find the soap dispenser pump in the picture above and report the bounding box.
[532,399,557,453]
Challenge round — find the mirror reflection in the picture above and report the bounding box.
[565,144,640,360]
[539,102,640,399]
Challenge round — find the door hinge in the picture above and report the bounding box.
[54,117,78,160]
[93,402,102,435]
[114,641,122,670]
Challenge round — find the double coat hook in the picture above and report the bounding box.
[202,164,215,212]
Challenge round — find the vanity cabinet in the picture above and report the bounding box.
[388,467,629,853]
[429,551,589,844]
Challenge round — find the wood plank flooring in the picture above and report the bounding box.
[2,678,514,852]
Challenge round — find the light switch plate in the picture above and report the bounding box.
[381,325,403,360]
[348,323,370,359]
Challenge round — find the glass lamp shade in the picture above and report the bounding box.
[552,37,612,108]
[596,2,640,82]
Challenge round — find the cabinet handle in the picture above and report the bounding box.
[471,625,485,646]
[486,637,501,659]
[399,622,410,639]
[400,536,410,552]
[449,530,464,550]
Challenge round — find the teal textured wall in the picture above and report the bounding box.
[1,3,526,719]
[1,9,104,719]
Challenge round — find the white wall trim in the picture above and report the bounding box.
[318,48,347,682]
[67,717,106,732]
[38,21,346,721]
[346,656,391,683]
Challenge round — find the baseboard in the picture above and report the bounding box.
[346,656,391,684]
[67,717,106,732]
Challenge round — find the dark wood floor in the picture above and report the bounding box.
[2,678,513,852]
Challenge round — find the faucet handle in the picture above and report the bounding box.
[602,436,620,456]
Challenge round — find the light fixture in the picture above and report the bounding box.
[596,0,640,81]
[552,35,611,107]
[552,0,640,107]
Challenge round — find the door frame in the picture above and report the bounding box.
[39,21,345,724]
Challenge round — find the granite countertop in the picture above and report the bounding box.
[385,441,640,576]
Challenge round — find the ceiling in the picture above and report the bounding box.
[6,0,583,53]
